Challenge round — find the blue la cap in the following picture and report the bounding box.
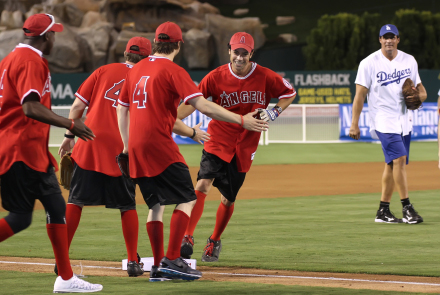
[379,24,399,37]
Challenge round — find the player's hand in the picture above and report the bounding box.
[348,124,360,140]
[257,108,278,122]
[191,122,210,144]
[70,118,95,141]
[122,147,128,154]
[242,110,269,132]
[58,137,75,157]
[438,159,440,170]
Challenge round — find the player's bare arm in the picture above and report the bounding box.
[177,103,196,120]
[22,92,95,141]
[173,120,210,144]
[58,97,88,157]
[188,96,268,132]
[349,84,369,140]
[117,104,130,153]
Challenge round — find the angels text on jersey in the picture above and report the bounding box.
[219,90,266,108]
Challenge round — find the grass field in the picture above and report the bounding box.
[1,190,439,276]
[49,141,438,167]
[1,142,439,294]
[0,271,428,295]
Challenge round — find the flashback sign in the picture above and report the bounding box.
[339,103,438,141]
[291,72,353,104]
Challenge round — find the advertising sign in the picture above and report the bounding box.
[339,103,438,141]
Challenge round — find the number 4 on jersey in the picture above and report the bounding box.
[104,79,124,108]
[133,76,149,108]
[0,69,6,98]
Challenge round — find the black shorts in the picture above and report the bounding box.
[0,161,62,214]
[68,163,136,210]
[136,162,196,209]
[197,150,246,203]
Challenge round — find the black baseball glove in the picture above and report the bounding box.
[116,153,130,178]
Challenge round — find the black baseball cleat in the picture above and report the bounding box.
[402,204,423,224]
[201,236,222,262]
[375,208,403,223]
[180,235,194,259]
[127,261,144,277]
[158,257,201,281]
[149,265,172,282]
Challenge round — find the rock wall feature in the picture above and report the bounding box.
[233,8,249,16]
[205,13,265,65]
[80,10,104,27]
[0,29,25,61]
[276,16,295,26]
[46,25,93,73]
[65,0,103,13]
[183,28,214,69]
[77,21,115,69]
[1,10,24,29]
[47,2,85,27]
[0,0,268,72]
[278,33,297,43]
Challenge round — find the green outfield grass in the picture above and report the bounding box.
[1,190,439,277]
[0,271,427,295]
[49,141,438,167]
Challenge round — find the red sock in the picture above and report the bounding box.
[147,221,164,266]
[121,210,139,262]
[0,218,15,242]
[211,202,234,241]
[46,224,73,280]
[185,190,207,236]
[166,210,189,260]
[65,204,82,249]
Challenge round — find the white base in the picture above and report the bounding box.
[122,257,197,271]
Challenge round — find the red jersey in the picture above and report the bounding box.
[118,56,203,177]
[199,62,296,172]
[0,44,57,174]
[72,63,133,176]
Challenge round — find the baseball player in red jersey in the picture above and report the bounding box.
[57,37,152,277]
[0,14,102,293]
[57,36,209,278]
[117,22,267,281]
[177,32,297,262]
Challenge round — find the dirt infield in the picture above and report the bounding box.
[1,161,440,293]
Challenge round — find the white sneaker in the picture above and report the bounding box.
[53,275,103,293]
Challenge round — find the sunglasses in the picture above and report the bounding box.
[40,14,55,36]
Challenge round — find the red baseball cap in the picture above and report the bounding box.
[155,21,184,43]
[23,13,64,36]
[230,32,254,53]
[126,37,152,56]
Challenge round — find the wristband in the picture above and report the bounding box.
[68,119,74,131]
[273,106,283,116]
[190,128,197,139]
[64,133,75,139]
[240,115,244,127]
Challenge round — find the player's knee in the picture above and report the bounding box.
[221,196,234,207]
[196,179,213,194]
[4,212,32,233]
[393,156,406,166]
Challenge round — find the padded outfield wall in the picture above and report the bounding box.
[49,70,440,106]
